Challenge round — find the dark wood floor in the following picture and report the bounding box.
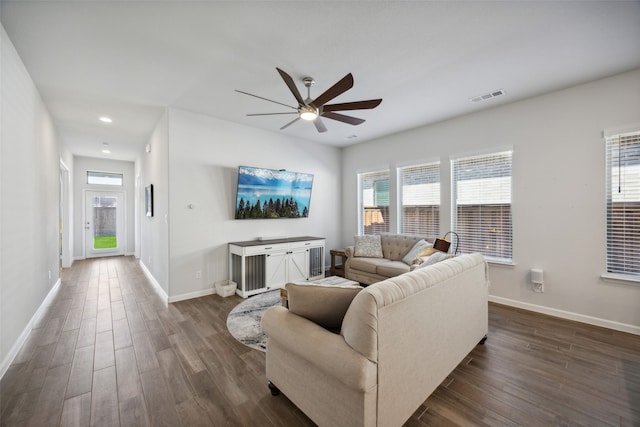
[1,256,639,426]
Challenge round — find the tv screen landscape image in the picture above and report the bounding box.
[235,166,314,219]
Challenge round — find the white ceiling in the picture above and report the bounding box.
[2,1,639,161]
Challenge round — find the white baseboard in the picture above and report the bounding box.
[138,261,168,305]
[489,295,640,336]
[168,288,217,303]
[0,278,62,380]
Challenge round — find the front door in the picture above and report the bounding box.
[85,191,125,258]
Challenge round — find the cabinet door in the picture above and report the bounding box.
[265,252,287,288]
[288,248,308,282]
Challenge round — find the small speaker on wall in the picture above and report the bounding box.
[531,268,544,284]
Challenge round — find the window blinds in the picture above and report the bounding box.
[359,170,390,235]
[398,162,440,236]
[451,150,513,262]
[606,130,640,277]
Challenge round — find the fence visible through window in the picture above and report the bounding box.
[92,196,118,249]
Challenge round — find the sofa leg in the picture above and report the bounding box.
[268,381,280,396]
[478,335,488,345]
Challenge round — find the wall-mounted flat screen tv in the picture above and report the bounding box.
[235,166,314,219]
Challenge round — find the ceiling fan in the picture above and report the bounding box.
[235,67,382,133]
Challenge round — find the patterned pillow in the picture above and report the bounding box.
[354,235,383,258]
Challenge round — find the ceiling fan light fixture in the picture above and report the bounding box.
[299,105,318,121]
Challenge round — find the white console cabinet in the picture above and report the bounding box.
[229,236,325,298]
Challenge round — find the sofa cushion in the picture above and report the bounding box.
[286,283,363,329]
[380,234,425,261]
[354,235,383,258]
[348,256,389,274]
[401,239,432,265]
[416,251,455,268]
[376,261,411,278]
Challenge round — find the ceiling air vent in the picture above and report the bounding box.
[471,89,505,103]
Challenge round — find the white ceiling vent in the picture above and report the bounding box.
[471,89,505,103]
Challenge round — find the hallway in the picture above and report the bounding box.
[0,256,311,426]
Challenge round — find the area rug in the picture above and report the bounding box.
[226,290,281,352]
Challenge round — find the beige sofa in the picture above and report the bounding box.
[344,233,435,285]
[261,253,489,427]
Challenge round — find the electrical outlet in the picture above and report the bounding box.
[195,270,201,279]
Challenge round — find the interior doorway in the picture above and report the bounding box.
[84,190,126,258]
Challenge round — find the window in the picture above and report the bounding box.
[451,150,513,262]
[359,170,390,235]
[398,162,440,236]
[87,171,123,186]
[605,129,640,278]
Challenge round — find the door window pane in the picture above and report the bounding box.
[93,196,117,249]
[87,171,123,186]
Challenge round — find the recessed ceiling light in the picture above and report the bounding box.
[99,116,113,123]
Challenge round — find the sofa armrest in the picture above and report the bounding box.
[344,246,355,259]
[344,246,355,272]
[261,306,376,392]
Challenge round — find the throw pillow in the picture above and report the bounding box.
[416,251,455,269]
[421,247,437,257]
[401,239,432,265]
[354,235,383,258]
[286,283,363,329]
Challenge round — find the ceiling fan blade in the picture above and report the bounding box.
[321,111,365,126]
[276,67,305,106]
[235,90,297,110]
[322,99,382,112]
[247,112,298,116]
[313,117,328,133]
[280,117,300,130]
[311,73,354,108]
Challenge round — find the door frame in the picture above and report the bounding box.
[59,160,72,268]
[83,189,127,258]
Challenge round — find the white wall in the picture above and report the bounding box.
[0,24,60,372]
[59,147,74,268]
[342,68,640,332]
[139,111,170,295]
[72,156,135,259]
[166,108,342,301]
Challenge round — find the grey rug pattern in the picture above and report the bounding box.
[226,290,281,352]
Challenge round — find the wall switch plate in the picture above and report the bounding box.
[195,270,201,279]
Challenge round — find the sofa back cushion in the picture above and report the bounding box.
[340,253,487,363]
[380,234,428,261]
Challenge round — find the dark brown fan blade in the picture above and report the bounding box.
[321,111,365,126]
[313,117,327,133]
[246,112,298,116]
[235,90,297,110]
[322,99,382,112]
[276,68,305,106]
[280,117,300,130]
[311,73,354,108]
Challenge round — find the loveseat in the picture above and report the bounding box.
[344,233,438,285]
[261,253,489,427]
